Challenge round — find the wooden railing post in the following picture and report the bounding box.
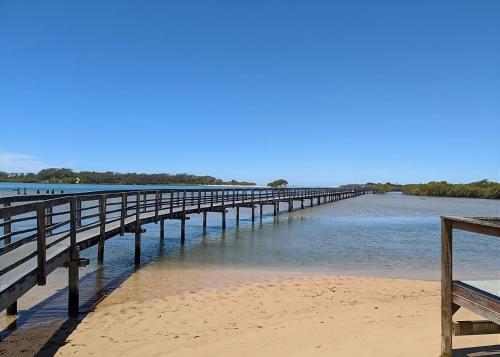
[170,190,174,214]
[210,190,214,209]
[45,206,53,235]
[441,218,453,357]
[198,190,201,213]
[98,195,106,264]
[120,193,126,236]
[221,189,226,230]
[68,197,79,317]
[36,204,47,285]
[182,190,186,214]
[4,201,11,245]
[154,191,159,223]
[135,192,141,267]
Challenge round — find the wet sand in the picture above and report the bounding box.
[55,267,499,356]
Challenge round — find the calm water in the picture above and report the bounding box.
[1,183,499,282]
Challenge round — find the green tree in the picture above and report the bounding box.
[267,179,288,188]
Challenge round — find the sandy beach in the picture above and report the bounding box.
[53,267,498,357]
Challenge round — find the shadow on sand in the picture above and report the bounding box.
[0,263,137,357]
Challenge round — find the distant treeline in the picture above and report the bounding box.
[402,180,500,199]
[366,182,402,194]
[0,168,256,186]
[365,180,499,199]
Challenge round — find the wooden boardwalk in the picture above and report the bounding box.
[0,187,370,316]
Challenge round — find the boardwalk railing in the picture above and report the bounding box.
[1,187,370,316]
[440,216,500,357]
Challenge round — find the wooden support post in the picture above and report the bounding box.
[6,301,17,315]
[210,190,214,209]
[236,206,240,225]
[135,193,141,267]
[170,190,174,214]
[160,219,165,240]
[251,205,255,222]
[154,191,159,223]
[288,201,292,212]
[441,218,453,357]
[260,204,263,220]
[222,209,226,230]
[180,216,186,244]
[98,195,106,264]
[198,190,201,213]
[36,205,47,285]
[203,211,207,232]
[182,190,186,213]
[68,197,79,317]
[142,192,147,212]
[301,199,304,209]
[3,201,11,245]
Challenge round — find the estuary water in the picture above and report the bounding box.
[1,182,498,280]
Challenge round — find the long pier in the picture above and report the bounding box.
[0,187,370,317]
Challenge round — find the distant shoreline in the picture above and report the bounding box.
[0,168,256,187]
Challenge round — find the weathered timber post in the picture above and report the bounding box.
[301,199,304,209]
[198,190,201,213]
[154,191,160,223]
[68,197,79,317]
[441,218,453,357]
[251,205,255,222]
[98,195,106,264]
[236,206,240,225]
[120,193,126,236]
[135,192,141,267]
[6,301,17,315]
[36,204,47,285]
[221,190,226,230]
[288,201,293,212]
[210,190,214,209]
[142,192,147,212]
[180,215,186,244]
[259,204,263,220]
[203,211,207,232]
[3,201,11,245]
[160,219,165,240]
[182,190,186,213]
[5,203,16,315]
[169,190,174,214]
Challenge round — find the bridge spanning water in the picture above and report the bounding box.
[0,187,370,317]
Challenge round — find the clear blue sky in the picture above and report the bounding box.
[1,1,498,185]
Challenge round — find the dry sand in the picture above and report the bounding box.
[55,267,499,357]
